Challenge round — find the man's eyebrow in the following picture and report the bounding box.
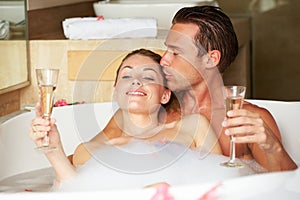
[164,42,183,51]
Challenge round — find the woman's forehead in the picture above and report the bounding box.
[122,54,157,66]
[120,64,161,75]
[120,55,161,72]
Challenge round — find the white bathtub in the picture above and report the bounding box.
[0,100,299,198]
[93,0,219,29]
[0,102,117,183]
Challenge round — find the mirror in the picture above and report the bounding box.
[0,0,29,95]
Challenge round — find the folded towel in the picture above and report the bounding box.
[62,17,157,40]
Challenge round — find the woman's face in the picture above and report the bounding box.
[114,54,170,114]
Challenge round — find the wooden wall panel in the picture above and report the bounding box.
[28,1,97,39]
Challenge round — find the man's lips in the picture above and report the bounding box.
[164,74,173,80]
[126,91,147,96]
[163,70,173,80]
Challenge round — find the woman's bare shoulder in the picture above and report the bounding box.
[72,142,97,166]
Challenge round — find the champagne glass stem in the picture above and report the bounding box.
[41,116,50,147]
[229,135,236,163]
[42,135,50,147]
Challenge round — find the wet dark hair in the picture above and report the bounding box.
[114,48,167,87]
[172,6,238,73]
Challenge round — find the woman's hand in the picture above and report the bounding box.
[29,102,61,148]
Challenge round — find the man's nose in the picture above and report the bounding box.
[160,51,171,67]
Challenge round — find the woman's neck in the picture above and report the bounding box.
[121,111,163,139]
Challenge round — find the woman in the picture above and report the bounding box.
[30,49,221,186]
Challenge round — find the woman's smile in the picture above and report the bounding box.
[126,90,147,96]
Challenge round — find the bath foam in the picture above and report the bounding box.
[58,140,261,191]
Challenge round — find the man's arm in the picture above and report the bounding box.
[222,102,297,171]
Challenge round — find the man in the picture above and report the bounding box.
[89,6,296,172]
[158,6,297,171]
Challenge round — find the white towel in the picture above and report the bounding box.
[62,17,157,40]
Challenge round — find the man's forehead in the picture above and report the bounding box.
[165,28,199,55]
[171,23,199,38]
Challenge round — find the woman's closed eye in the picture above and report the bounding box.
[143,76,155,81]
[121,75,132,79]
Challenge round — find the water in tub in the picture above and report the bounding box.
[0,168,55,192]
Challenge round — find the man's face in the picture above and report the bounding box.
[160,23,207,91]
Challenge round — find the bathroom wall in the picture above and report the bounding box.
[25,0,300,101]
[27,0,97,39]
[219,0,300,100]
[3,0,299,117]
[20,17,251,108]
[27,0,95,10]
[20,39,166,108]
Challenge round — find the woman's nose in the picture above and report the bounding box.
[131,78,141,86]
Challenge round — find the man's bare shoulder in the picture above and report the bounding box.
[243,100,272,116]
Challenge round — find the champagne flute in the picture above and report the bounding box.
[221,85,246,168]
[35,68,59,152]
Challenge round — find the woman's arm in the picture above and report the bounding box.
[29,103,76,182]
[45,143,76,182]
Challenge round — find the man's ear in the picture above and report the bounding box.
[160,89,171,104]
[206,50,221,69]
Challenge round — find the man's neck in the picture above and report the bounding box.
[179,82,212,118]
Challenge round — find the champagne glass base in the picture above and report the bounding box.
[220,161,244,168]
[35,146,57,153]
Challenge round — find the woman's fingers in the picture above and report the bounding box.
[35,102,43,118]
[30,118,50,141]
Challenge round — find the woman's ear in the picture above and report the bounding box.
[206,50,221,69]
[160,89,171,104]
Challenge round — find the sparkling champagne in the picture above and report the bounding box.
[225,96,243,112]
[40,85,56,119]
